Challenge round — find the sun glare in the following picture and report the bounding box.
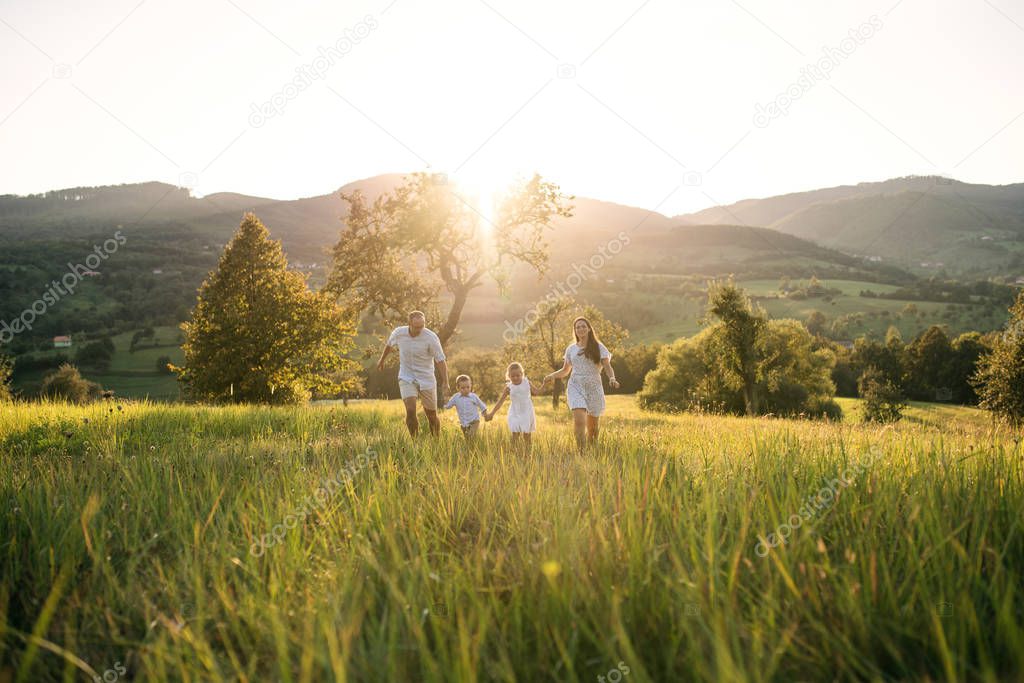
[449,168,517,234]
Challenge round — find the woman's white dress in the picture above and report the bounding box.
[506,379,537,433]
[565,342,611,416]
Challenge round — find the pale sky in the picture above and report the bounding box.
[1,0,1021,215]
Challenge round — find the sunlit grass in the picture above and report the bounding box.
[1,396,1022,681]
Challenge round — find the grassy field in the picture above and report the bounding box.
[2,396,1022,681]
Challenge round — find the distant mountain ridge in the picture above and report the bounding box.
[3,173,1022,278]
[674,176,1024,277]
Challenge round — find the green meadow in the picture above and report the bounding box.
[2,396,1022,681]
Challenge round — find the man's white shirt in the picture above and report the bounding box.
[387,326,446,388]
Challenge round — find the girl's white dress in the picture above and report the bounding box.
[506,379,537,433]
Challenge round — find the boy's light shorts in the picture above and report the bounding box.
[399,379,437,411]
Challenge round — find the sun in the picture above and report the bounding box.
[448,167,517,233]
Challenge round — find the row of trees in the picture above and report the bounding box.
[637,281,1024,426]
[831,326,988,405]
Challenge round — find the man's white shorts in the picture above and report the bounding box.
[398,379,437,411]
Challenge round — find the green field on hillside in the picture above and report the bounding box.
[12,326,184,401]
[2,396,1021,681]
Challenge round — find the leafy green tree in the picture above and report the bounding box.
[327,172,573,346]
[904,325,953,401]
[130,327,155,353]
[851,336,904,390]
[639,326,741,414]
[950,332,989,405]
[40,363,101,403]
[756,319,841,418]
[804,310,828,338]
[75,340,114,370]
[447,348,508,402]
[973,292,1024,426]
[504,296,627,408]
[858,366,906,423]
[614,343,662,394]
[639,318,840,419]
[176,213,360,404]
[706,281,766,415]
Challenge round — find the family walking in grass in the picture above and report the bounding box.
[377,310,620,452]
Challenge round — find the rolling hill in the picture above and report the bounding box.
[675,176,1024,276]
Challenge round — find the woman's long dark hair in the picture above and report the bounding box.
[572,316,603,364]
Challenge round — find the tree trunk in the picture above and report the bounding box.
[551,376,563,409]
[437,285,470,347]
[742,377,758,416]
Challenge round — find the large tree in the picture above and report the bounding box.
[706,281,767,415]
[176,213,360,404]
[504,295,627,408]
[327,172,574,346]
[973,291,1024,427]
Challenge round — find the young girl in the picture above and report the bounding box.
[486,362,545,453]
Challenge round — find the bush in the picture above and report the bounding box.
[858,367,906,423]
[39,364,102,404]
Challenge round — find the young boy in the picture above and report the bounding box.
[444,374,489,439]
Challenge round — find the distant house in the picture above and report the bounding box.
[152,269,163,275]
[53,335,72,348]
[82,270,100,277]
[836,340,855,350]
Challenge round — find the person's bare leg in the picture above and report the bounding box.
[403,397,419,436]
[587,415,600,446]
[425,409,440,436]
[572,409,587,453]
[523,433,532,456]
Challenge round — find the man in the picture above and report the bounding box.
[377,310,449,436]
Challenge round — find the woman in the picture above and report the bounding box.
[544,316,620,452]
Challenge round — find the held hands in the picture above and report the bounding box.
[609,378,620,389]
